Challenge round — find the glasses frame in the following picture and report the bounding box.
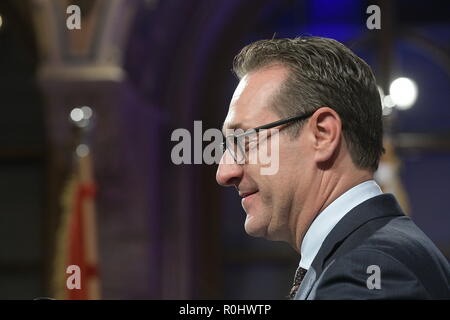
[222,111,314,163]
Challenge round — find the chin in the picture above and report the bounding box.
[244,215,269,238]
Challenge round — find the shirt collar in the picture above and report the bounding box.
[299,180,383,269]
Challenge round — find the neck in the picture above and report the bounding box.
[290,168,373,253]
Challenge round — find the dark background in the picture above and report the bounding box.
[0,0,449,299]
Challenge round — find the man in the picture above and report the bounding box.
[216,37,450,299]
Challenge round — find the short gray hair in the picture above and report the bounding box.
[232,37,384,171]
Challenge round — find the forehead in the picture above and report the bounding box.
[223,65,288,133]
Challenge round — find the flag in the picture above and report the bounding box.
[52,149,101,299]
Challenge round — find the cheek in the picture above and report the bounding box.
[264,163,299,204]
[258,177,285,205]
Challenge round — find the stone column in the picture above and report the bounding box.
[31,0,163,298]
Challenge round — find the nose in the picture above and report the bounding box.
[216,151,244,187]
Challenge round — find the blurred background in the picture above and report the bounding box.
[0,0,449,299]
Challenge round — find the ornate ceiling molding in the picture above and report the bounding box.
[31,0,140,81]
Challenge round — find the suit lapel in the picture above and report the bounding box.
[295,194,404,299]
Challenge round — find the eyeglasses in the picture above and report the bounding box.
[222,112,314,164]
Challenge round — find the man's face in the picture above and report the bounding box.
[216,65,313,242]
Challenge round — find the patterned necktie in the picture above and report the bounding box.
[288,267,308,299]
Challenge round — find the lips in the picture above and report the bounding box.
[239,190,258,198]
[240,190,258,210]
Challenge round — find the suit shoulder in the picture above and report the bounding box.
[359,216,449,273]
[317,216,450,299]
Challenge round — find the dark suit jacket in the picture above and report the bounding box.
[294,194,450,299]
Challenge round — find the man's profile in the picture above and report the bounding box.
[216,37,450,299]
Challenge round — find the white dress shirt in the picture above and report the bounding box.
[299,180,383,270]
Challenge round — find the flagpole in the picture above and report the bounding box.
[69,106,101,299]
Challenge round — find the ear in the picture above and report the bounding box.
[308,107,342,164]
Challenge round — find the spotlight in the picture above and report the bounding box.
[70,108,84,122]
[389,77,418,110]
[76,144,90,157]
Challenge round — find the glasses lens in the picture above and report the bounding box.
[226,135,244,163]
